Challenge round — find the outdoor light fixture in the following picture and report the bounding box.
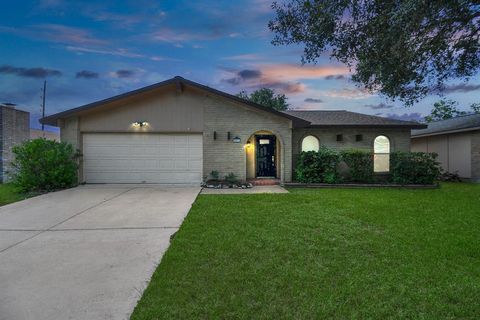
[133,121,148,127]
[232,136,241,143]
[244,140,252,149]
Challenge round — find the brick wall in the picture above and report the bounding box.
[0,106,30,182]
[292,127,411,175]
[203,95,293,182]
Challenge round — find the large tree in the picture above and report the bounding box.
[269,1,480,106]
[424,99,479,122]
[237,88,290,111]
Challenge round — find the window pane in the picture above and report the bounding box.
[374,154,390,172]
[374,135,390,153]
[302,135,319,152]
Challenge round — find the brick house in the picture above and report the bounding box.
[40,76,424,184]
[0,103,30,182]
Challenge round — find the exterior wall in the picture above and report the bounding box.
[30,129,60,140]
[292,127,411,174]
[411,131,474,179]
[203,94,292,182]
[79,87,203,133]
[0,106,30,182]
[472,131,480,182]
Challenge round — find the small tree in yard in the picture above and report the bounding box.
[11,138,79,192]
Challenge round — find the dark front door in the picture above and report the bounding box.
[256,135,276,177]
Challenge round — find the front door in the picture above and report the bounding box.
[256,135,276,177]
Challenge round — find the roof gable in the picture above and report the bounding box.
[40,76,310,127]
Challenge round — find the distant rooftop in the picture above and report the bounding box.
[284,110,425,128]
[412,113,480,137]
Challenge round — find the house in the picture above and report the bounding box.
[40,76,425,184]
[411,113,480,182]
[30,129,60,141]
[0,103,29,182]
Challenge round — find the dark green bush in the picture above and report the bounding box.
[340,149,374,183]
[295,147,341,183]
[11,138,79,192]
[390,152,441,184]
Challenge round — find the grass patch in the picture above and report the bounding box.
[132,183,480,319]
[0,184,29,206]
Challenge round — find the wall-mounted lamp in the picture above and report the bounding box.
[244,140,252,149]
[232,136,241,143]
[133,121,148,127]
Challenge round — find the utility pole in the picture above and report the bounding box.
[41,80,46,131]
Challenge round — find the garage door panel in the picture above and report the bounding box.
[83,133,203,184]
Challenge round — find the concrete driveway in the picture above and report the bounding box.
[0,185,200,320]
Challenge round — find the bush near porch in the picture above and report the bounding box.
[295,148,440,184]
[11,138,79,192]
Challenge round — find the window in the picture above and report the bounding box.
[374,135,390,172]
[336,134,343,142]
[301,135,319,152]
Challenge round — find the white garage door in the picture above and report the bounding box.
[82,133,203,184]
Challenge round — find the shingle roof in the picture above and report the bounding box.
[284,110,426,128]
[411,113,480,137]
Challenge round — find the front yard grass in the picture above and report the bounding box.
[0,184,27,206]
[132,183,480,319]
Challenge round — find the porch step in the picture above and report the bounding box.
[247,178,281,186]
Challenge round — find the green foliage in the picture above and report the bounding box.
[269,1,480,106]
[295,147,341,183]
[425,100,467,122]
[390,152,441,185]
[210,170,219,180]
[470,102,480,114]
[340,149,374,183]
[237,88,289,111]
[11,138,79,192]
[224,172,239,185]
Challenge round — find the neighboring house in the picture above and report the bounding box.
[30,129,60,141]
[0,103,29,182]
[40,76,424,184]
[411,113,480,182]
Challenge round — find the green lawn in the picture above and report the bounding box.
[0,184,27,206]
[132,183,480,319]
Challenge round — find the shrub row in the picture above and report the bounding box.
[295,147,440,185]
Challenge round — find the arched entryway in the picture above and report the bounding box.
[245,130,283,180]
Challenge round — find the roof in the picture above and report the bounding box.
[40,76,310,127]
[284,110,426,128]
[411,113,480,137]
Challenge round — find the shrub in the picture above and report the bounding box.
[11,138,79,192]
[224,172,239,185]
[295,147,341,183]
[340,149,374,183]
[390,152,441,185]
[210,170,220,180]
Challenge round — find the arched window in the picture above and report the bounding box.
[374,135,390,172]
[301,135,320,152]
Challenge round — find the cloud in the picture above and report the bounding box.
[321,88,373,99]
[111,69,135,78]
[0,23,107,46]
[384,112,424,122]
[440,83,480,94]
[221,54,262,61]
[66,46,144,58]
[151,28,217,43]
[259,64,349,82]
[325,74,346,80]
[76,70,99,79]
[238,69,262,79]
[0,65,62,78]
[304,98,324,103]
[364,103,394,110]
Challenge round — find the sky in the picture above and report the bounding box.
[1,0,479,131]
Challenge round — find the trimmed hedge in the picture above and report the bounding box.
[295,147,441,185]
[390,152,441,185]
[295,147,341,183]
[340,149,374,183]
[11,138,79,192]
